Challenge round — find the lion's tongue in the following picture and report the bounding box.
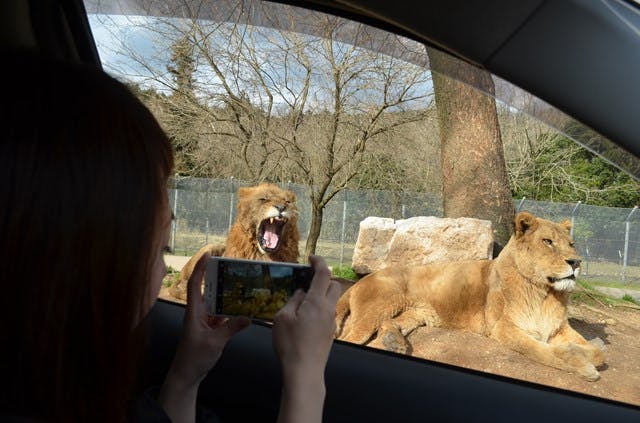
[264,223,279,249]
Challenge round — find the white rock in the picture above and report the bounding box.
[352,215,494,274]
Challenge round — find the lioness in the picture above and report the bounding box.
[335,211,605,381]
[169,183,299,300]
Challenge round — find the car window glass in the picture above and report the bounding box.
[85,0,640,407]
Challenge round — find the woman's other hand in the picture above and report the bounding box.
[272,254,342,423]
[158,252,250,423]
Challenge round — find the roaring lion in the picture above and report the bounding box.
[169,183,300,300]
[335,211,605,381]
[223,183,300,262]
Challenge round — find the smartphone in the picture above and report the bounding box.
[204,257,314,321]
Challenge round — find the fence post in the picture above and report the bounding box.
[516,196,526,212]
[227,176,235,234]
[170,173,179,253]
[570,201,581,238]
[622,205,638,283]
[340,192,347,268]
[584,246,590,276]
[205,180,210,245]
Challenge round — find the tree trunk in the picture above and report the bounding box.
[304,205,324,260]
[429,49,514,254]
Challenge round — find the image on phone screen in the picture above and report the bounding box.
[205,257,313,321]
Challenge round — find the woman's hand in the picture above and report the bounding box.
[272,255,342,423]
[158,252,250,423]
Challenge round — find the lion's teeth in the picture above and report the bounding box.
[270,217,274,224]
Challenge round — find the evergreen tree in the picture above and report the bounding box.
[166,32,199,175]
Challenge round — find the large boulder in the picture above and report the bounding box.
[352,216,494,275]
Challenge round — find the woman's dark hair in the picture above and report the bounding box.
[0,51,173,422]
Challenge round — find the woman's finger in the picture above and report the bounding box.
[305,255,331,298]
[207,315,228,328]
[186,253,209,320]
[326,280,342,306]
[212,316,251,340]
[277,289,305,317]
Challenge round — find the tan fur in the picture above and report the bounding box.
[169,243,225,300]
[169,183,300,300]
[335,211,605,381]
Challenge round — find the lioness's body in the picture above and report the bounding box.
[336,212,605,380]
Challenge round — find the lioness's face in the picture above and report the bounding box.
[237,184,298,254]
[514,212,581,291]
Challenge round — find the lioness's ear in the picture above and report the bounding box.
[561,219,572,233]
[514,211,538,238]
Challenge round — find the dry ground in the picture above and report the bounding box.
[366,301,640,407]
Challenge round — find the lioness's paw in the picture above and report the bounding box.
[572,341,606,367]
[382,332,408,354]
[586,346,606,367]
[578,363,600,382]
[589,337,606,351]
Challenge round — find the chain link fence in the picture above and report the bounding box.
[168,176,640,286]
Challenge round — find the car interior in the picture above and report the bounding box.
[2,0,640,421]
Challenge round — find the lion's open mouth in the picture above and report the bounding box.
[258,216,288,252]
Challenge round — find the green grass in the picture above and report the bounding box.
[572,280,617,307]
[331,264,359,281]
[572,279,640,308]
[163,266,181,288]
[583,279,640,290]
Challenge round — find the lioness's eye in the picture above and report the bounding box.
[543,239,553,246]
[569,242,575,247]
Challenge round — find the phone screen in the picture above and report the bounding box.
[205,257,314,321]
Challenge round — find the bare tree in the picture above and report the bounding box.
[98,2,433,258]
[280,16,433,257]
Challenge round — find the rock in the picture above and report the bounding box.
[352,215,494,275]
[350,217,396,275]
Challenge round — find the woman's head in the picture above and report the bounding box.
[0,50,173,421]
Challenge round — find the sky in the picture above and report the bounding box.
[87,13,434,112]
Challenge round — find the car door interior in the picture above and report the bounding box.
[146,299,640,422]
[4,0,640,421]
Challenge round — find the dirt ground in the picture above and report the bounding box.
[365,301,640,407]
[159,279,640,408]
